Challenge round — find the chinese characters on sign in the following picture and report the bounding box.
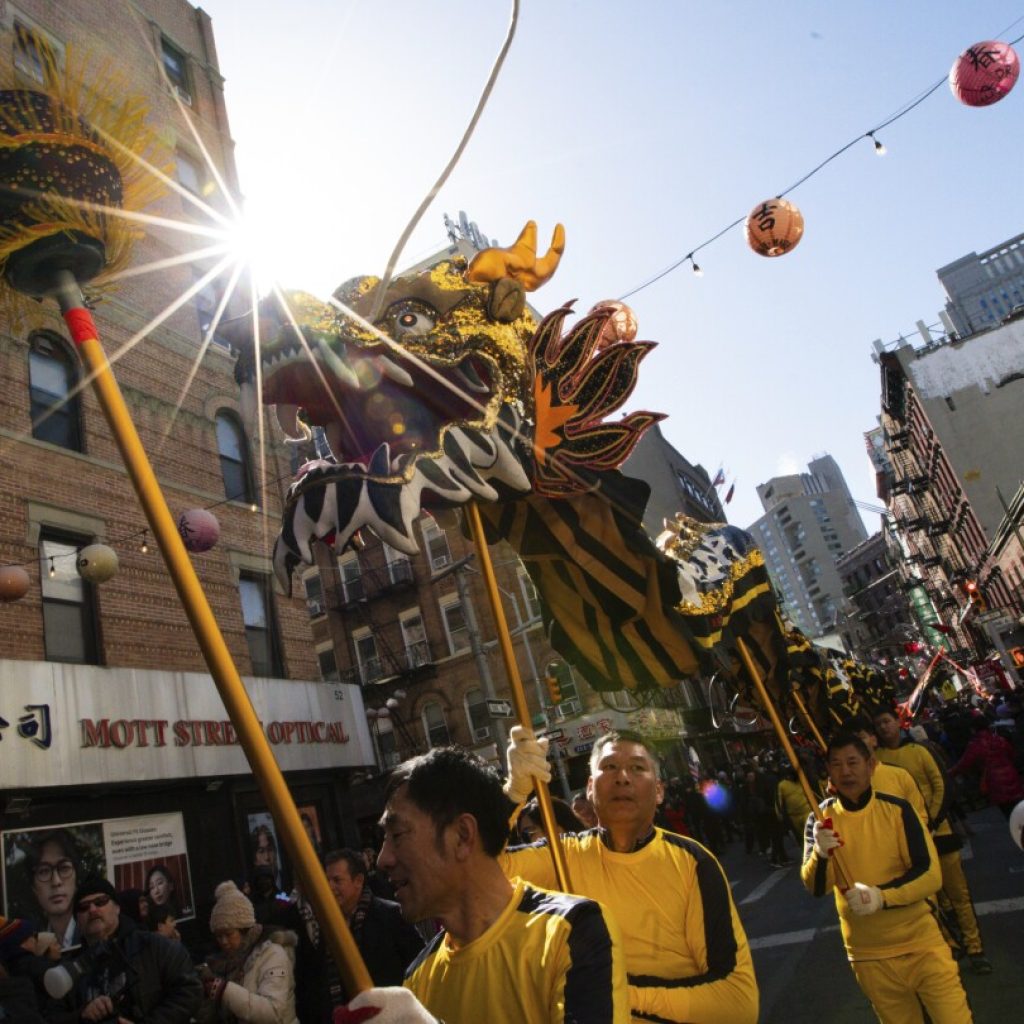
[0,704,51,749]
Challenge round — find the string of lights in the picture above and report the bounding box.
[618,26,1024,302]
[1,462,301,577]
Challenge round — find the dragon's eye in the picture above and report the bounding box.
[385,300,437,338]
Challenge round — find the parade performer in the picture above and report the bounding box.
[873,708,990,973]
[500,727,758,1024]
[334,746,628,1024]
[801,734,972,1024]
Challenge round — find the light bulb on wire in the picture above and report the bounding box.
[48,557,55,578]
[868,131,886,156]
[689,255,704,277]
[140,530,149,554]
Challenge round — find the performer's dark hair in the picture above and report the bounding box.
[589,729,660,777]
[385,747,511,858]
[826,732,872,761]
[843,713,878,738]
[323,848,366,881]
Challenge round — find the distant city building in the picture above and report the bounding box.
[747,455,867,637]
[937,230,1024,337]
[622,423,725,537]
[836,533,912,659]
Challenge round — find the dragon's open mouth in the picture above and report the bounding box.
[258,334,499,479]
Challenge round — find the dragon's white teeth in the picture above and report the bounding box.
[276,403,308,441]
[454,364,490,394]
[376,355,414,388]
[318,339,361,389]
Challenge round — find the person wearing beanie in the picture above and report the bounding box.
[198,881,298,1024]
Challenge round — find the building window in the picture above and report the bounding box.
[239,573,282,677]
[517,568,541,621]
[317,645,338,682]
[338,553,363,603]
[216,411,255,505]
[162,37,191,101]
[13,21,56,83]
[304,574,325,617]
[384,543,413,585]
[39,532,100,664]
[29,333,82,451]
[421,519,451,571]
[353,629,382,684]
[195,277,232,349]
[439,598,470,655]
[400,609,429,668]
[465,688,490,741]
[422,702,451,748]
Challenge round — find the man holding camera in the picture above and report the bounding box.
[46,877,200,1023]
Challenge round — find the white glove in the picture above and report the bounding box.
[812,817,842,858]
[844,882,884,916]
[503,725,551,804]
[335,987,437,1023]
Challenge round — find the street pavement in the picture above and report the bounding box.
[716,806,1024,1022]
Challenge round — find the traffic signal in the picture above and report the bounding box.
[958,578,988,612]
[544,661,568,705]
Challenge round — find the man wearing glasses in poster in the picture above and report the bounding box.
[25,830,81,952]
[43,877,200,1023]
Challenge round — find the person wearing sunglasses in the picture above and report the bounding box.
[52,877,200,1024]
[24,830,81,952]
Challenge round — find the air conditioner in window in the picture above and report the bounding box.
[172,83,193,106]
[431,554,451,570]
[307,600,324,617]
[472,726,492,742]
[558,698,581,717]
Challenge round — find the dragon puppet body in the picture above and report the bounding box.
[233,222,827,721]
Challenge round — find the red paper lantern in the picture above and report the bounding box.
[949,41,1019,107]
[745,198,804,257]
[178,508,220,552]
[0,565,30,601]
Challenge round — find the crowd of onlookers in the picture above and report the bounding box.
[2,686,1021,1021]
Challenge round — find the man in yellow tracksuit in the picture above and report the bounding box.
[873,708,990,974]
[801,732,972,1023]
[501,727,759,1024]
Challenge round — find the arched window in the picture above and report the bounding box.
[421,702,450,749]
[29,333,82,451]
[215,411,255,505]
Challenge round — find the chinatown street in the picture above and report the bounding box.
[720,806,1024,1022]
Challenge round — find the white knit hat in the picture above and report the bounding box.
[209,881,255,932]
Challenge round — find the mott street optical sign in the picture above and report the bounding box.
[0,659,376,790]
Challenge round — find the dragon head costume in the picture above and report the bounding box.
[232,221,794,706]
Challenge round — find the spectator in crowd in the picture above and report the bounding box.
[0,917,52,1023]
[321,848,423,1010]
[146,865,181,921]
[801,734,971,1023]
[570,792,598,828]
[52,876,200,1023]
[197,881,297,1024]
[24,830,80,951]
[516,795,583,844]
[502,727,758,1023]
[335,746,628,1023]
[950,716,1024,818]
[117,889,149,928]
[149,905,181,944]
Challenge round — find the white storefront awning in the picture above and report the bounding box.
[0,660,375,789]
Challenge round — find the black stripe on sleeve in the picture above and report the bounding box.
[876,793,932,893]
[562,901,616,1024]
[629,835,737,990]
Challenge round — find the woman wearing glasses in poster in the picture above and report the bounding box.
[24,830,81,950]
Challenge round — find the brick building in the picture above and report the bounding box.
[0,0,374,934]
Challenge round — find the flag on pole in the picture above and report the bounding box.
[712,467,725,488]
[725,481,736,504]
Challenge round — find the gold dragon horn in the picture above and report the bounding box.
[466,219,565,291]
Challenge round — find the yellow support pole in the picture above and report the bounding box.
[464,501,573,892]
[790,689,827,751]
[56,277,372,997]
[735,638,851,890]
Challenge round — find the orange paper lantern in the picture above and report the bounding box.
[745,198,804,257]
[0,565,30,601]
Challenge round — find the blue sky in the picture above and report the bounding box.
[198,1,1024,530]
